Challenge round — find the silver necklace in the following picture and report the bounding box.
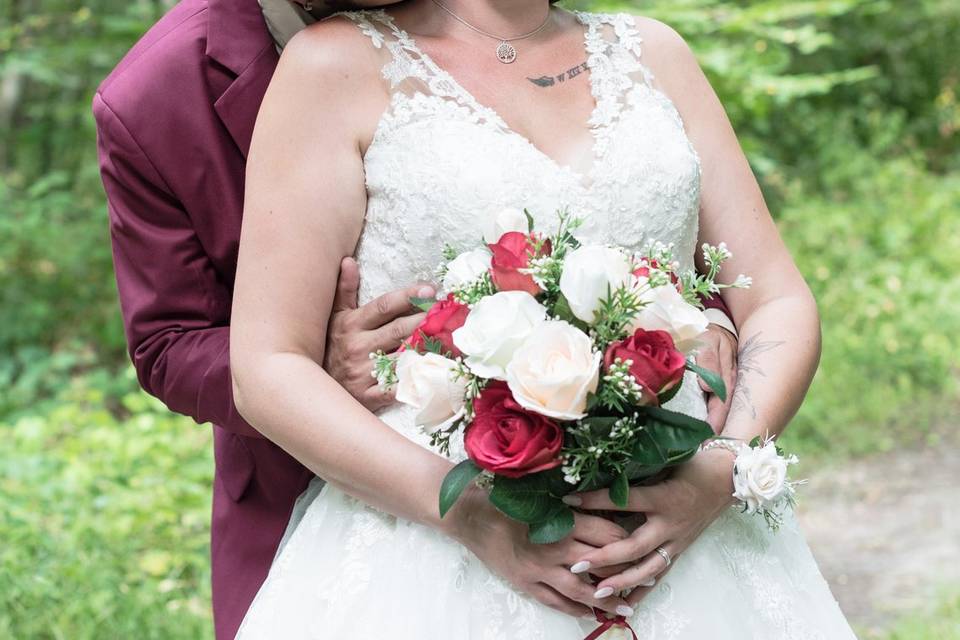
[428,0,553,64]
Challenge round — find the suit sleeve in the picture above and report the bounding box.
[93,92,264,438]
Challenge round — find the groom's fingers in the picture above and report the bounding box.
[370,312,426,353]
[356,283,435,331]
[331,257,361,313]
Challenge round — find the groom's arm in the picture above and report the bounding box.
[94,94,420,436]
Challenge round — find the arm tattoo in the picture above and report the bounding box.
[729,332,785,421]
[527,61,590,88]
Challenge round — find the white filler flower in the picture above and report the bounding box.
[631,284,709,353]
[505,320,601,420]
[442,247,491,291]
[395,351,467,433]
[482,207,529,244]
[559,245,633,324]
[452,291,547,380]
[732,442,790,514]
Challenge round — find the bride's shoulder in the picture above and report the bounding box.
[274,11,387,96]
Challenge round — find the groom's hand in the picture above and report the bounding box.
[323,256,434,412]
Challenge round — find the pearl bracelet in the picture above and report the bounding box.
[698,438,745,457]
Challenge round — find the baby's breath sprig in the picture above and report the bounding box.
[676,242,752,307]
[370,350,398,388]
[594,358,646,412]
[561,414,643,487]
[451,272,497,306]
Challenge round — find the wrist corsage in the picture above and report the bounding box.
[700,436,803,531]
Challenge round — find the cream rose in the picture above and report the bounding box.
[732,443,789,513]
[631,284,709,353]
[395,351,467,433]
[482,207,529,244]
[559,245,633,324]
[452,291,547,380]
[442,248,491,291]
[505,320,601,420]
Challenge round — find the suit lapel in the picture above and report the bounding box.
[207,0,280,158]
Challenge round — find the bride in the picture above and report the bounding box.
[229,1,857,637]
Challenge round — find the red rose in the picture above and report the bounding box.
[603,328,687,405]
[465,382,563,478]
[407,294,470,357]
[488,231,551,296]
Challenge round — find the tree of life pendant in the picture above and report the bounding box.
[496,42,517,64]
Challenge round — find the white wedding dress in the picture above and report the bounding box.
[236,9,857,639]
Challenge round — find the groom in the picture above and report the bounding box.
[93,0,739,637]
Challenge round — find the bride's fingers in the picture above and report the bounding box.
[593,541,680,596]
[566,485,658,513]
[625,561,677,607]
[527,582,593,618]
[572,519,667,570]
[545,569,632,616]
[570,512,629,547]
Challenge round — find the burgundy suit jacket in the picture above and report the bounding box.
[93,0,312,637]
[94,1,734,637]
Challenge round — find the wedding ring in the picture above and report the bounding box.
[654,546,672,567]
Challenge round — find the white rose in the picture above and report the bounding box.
[442,248,491,291]
[394,351,467,433]
[505,320,601,420]
[732,443,789,513]
[631,284,709,353]
[559,245,633,324]
[482,207,529,244]
[452,291,547,380]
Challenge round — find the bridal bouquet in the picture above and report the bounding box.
[372,209,751,543]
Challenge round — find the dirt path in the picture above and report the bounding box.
[797,443,960,636]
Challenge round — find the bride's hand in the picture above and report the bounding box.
[445,484,637,619]
[563,449,737,606]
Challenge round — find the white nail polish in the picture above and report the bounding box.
[562,495,582,506]
[593,586,614,599]
[570,560,591,574]
[616,605,634,617]
[641,578,656,587]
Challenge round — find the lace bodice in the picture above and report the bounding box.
[340,9,703,307]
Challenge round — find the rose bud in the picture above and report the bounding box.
[488,231,551,296]
[407,293,470,357]
[603,328,687,405]
[464,381,563,478]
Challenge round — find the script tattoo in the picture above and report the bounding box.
[527,61,590,88]
[729,332,785,420]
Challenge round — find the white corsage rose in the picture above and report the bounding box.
[732,442,790,514]
[631,284,709,353]
[442,247,491,291]
[395,351,467,433]
[452,291,547,380]
[559,245,633,324]
[505,320,601,420]
[482,207,529,244]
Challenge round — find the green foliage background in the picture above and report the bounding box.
[1,0,958,637]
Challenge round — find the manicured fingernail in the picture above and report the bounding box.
[593,586,614,599]
[417,286,435,298]
[616,605,634,617]
[570,560,591,574]
[641,578,656,587]
[562,495,582,506]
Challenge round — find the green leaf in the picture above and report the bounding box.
[490,473,562,524]
[609,472,629,508]
[409,297,437,312]
[686,362,727,401]
[630,429,668,466]
[527,506,575,544]
[642,407,714,455]
[439,460,481,518]
[523,208,536,233]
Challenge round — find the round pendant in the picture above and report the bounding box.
[496,41,517,64]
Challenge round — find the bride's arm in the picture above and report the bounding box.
[566,17,820,599]
[230,22,633,618]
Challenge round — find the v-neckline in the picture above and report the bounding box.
[375,9,605,187]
